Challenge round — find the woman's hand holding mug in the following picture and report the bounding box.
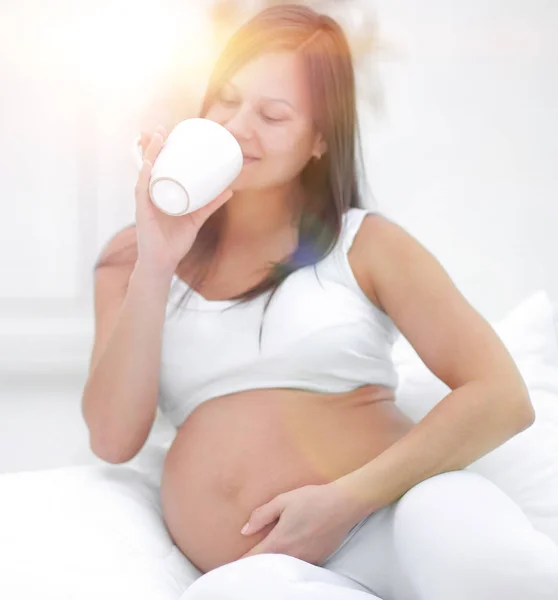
[134,125,234,279]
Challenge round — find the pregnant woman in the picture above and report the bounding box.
[82,5,558,599]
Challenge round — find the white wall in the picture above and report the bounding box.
[362,0,558,319]
[0,0,556,471]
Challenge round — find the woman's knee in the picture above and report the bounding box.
[391,470,535,555]
[390,471,558,597]
[393,470,528,530]
[396,471,492,511]
[391,472,486,563]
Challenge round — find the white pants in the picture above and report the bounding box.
[182,471,558,600]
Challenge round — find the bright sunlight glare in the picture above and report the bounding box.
[1,1,216,111]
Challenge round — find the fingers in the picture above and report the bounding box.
[136,157,152,191]
[143,127,167,165]
[139,131,151,154]
[134,158,155,222]
[137,126,167,160]
[134,125,167,220]
[242,498,283,536]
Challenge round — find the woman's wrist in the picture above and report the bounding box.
[132,260,176,287]
[328,473,375,525]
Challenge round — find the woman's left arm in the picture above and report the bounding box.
[335,214,536,523]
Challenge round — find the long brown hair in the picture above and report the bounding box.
[97,4,371,317]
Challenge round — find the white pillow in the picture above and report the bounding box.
[0,464,202,600]
[393,289,558,545]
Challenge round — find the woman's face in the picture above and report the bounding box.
[204,51,326,191]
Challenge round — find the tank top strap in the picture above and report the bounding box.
[341,207,379,253]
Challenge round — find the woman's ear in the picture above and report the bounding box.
[312,134,327,159]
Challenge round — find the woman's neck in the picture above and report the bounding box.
[223,182,303,243]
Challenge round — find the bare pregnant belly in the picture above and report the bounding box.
[160,385,414,573]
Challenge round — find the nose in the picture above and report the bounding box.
[223,106,254,142]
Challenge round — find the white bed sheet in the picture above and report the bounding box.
[0,452,199,600]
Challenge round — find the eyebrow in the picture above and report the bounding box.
[225,82,294,110]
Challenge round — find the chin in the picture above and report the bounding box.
[229,172,267,193]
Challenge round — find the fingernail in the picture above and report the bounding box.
[241,523,249,535]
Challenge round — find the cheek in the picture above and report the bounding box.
[264,126,312,166]
[263,127,292,154]
[253,149,309,189]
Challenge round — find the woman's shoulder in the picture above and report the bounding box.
[338,206,386,251]
[342,208,404,313]
[94,224,138,271]
[349,209,440,315]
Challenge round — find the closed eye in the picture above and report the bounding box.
[261,113,285,124]
[217,89,286,123]
[219,97,240,107]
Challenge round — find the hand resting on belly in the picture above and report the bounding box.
[160,385,414,573]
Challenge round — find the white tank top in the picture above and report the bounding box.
[158,208,400,428]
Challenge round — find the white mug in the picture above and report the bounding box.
[135,118,243,216]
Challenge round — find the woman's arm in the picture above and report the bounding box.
[335,214,535,521]
[82,229,174,464]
